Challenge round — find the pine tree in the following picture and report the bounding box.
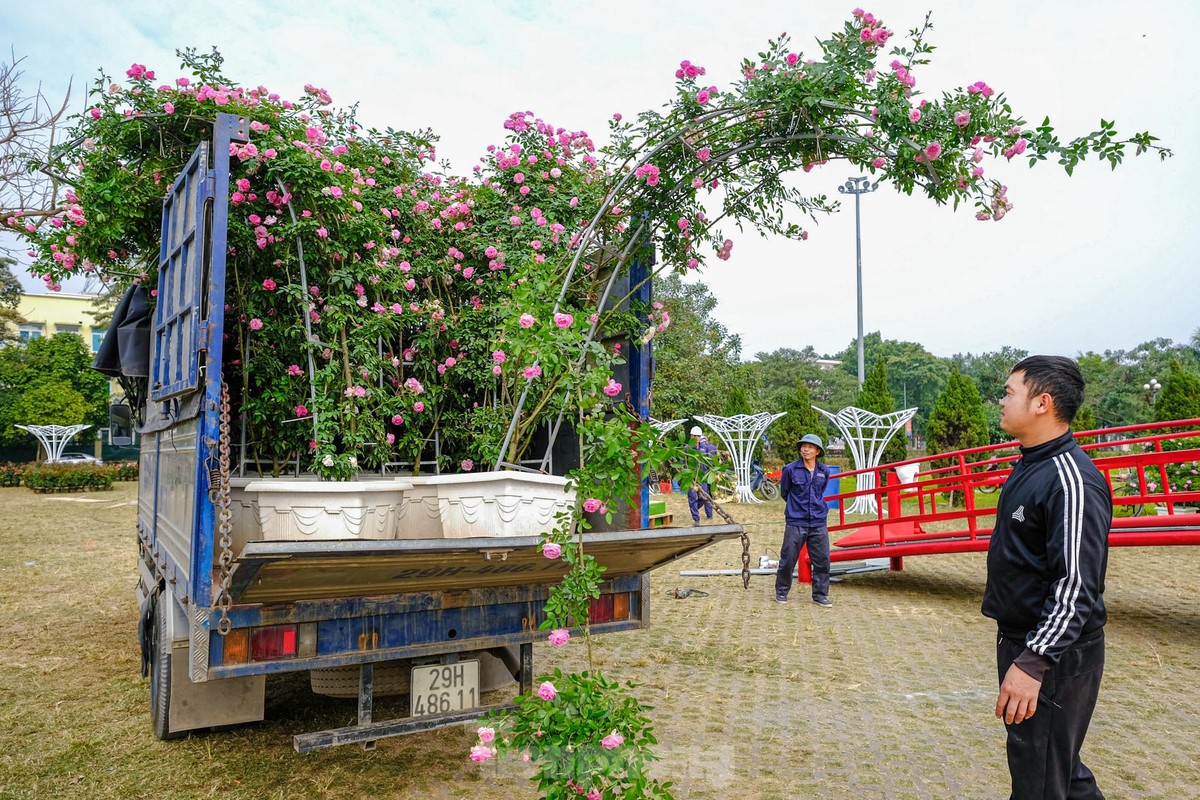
[1154,361,1200,423]
[855,355,907,464]
[772,381,824,462]
[926,366,989,456]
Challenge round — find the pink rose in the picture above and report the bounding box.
[248,318,263,331]
[262,278,277,290]
[477,726,495,744]
[583,498,601,513]
[469,745,493,763]
[601,730,625,750]
[538,681,557,701]
[519,313,535,328]
[908,109,921,123]
[542,542,562,560]
[413,401,425,413]
[924,141,942,161]
[871,157,885,169]
[523,365,542,379]
[954,110,971,127]
[602,379,622,397]
[696,89,710,105]
[547,629,570,647]
[554,312,574,329]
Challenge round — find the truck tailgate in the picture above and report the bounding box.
[227,524,743,604]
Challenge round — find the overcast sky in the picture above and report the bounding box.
[4,0,1196,360]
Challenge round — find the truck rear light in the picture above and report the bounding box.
[588,594,615,623]
[251,625,297,661]
[223,629,250,665]
[612,592,630,621]
[296,623,318,659]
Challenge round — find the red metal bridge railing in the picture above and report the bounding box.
[820,418,1200,567]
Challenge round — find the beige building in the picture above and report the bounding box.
[15,291,107,352]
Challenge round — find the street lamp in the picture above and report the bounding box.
[1144,377,1161,405]
[838,176,879,389]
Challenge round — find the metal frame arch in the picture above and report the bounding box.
[696,412,786,503]
[814,405,916,515]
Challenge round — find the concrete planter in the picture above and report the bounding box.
[243,478,414,541]
[423,470,575,539]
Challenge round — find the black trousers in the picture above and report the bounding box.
[996,630,1106,800]
[775,524,830,600]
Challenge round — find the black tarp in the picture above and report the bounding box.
[92,284,151,378]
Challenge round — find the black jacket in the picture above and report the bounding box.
[982,431,1111,666]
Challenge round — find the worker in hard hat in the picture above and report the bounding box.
[776,433,834,607]
[687,425,718,524]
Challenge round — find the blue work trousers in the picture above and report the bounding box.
[687,484,712,522]
[775,524,830,601]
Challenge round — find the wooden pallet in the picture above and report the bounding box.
[648,513,673,528]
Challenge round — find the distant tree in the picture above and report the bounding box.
[835,331,948,435]
[926,366,989,456]
[1154,361,1200,423]
[0,332,109,445]
[771,380,824,462]
[650,274,746,420]
[0,255,23,343]
[855,355,907,464]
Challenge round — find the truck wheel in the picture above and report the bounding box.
[149,592,184,740]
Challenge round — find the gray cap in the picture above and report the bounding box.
[799,433,824,455]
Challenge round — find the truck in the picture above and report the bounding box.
[97,114,744,751]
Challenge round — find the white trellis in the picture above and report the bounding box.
[696,412,786,503]
[648,417,687,438]
[15,423,92,462]
[813,406,916,515]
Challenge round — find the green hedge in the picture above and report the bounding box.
[0,461,138,489]
[22,464,114,492]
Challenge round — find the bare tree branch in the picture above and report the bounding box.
[0,51,72,257]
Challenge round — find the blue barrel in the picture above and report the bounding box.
[824,465,842,510]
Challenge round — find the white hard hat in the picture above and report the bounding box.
[690,426,702,436]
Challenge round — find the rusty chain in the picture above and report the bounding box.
[697,485,751,589]
[214,382,234,635]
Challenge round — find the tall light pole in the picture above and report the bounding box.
[838,176,879,388]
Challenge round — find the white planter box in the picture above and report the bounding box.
[243,478,414,541]
[432,471,575,539]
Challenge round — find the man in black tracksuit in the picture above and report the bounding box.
[982,356,1111,800]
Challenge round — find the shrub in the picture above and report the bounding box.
[105,461,140,482]
[0,463,24,487]
[22,464,114,492]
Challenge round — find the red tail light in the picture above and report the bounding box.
[251,625,297,661]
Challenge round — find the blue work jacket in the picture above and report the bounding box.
[780,459,831,526]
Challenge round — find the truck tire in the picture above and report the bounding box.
[149,592,184,740]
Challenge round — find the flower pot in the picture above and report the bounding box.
[243,478,414,541]
[659,481,672,494]
[431,471,575,539]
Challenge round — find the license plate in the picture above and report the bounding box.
[410,660,480,717]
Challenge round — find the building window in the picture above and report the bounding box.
[57,324,81,337]
[18,324,44,343]
[92,329,107,352]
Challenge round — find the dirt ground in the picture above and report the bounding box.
[2,484,1198,799]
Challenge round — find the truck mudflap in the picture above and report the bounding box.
[226,523,744,604]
